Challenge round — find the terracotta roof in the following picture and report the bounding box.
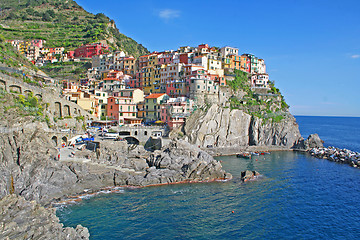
[145,93,166,99]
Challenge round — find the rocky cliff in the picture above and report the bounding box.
[0,125,231,238]
[0,194,89,240]
[0,126,231,205]
[184,104,301,149]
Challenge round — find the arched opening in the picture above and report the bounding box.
[62,136,68,145]
[63,105,70,117]
[0,80,6,90]
[54,102,62,118]
[9,85,21,94]
[35,94,42,99]
[51,136,58,147]
[24,90,32,96]
[134,131,138,136]
[124,136,139,145]
[144,131,148,136]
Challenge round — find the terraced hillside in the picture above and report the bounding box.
[0,0,149,57]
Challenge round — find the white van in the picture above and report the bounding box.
[103,133,119,139]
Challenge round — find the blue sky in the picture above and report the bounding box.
[76,0,360,117]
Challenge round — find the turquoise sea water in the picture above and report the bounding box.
[57,116,360,239]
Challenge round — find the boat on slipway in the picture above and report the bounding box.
[236,153,251,159]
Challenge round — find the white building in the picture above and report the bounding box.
[251,74,269,88]
[220,46,239,57]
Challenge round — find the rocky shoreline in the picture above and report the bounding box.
[0,121,322,239]
[0,194,89,239]
[309,147,360,168]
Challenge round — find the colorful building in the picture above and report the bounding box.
[107,96,138,125]
[74,42,109,58]
[144,93,169,122]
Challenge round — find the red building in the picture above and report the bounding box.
[67,51,75,59]
[74,43,109,58]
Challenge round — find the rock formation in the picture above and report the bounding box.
[184,104,302,149]
[0,126,231,205]
[0,194,89,240]
[309,146,360,168]
[293,133,324,151]
[0,125,231,238]
[240,170,260,182]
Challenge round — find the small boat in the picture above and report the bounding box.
[251,152,260,156]
[237,153,251,159]
[260,152,270,155]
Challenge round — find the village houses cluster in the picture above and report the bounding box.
[9,40,270,129]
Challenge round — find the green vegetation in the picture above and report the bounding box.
[39,61,91,79]
[228,70,250,92]
[0,0,149,57]
[2,91,44,118]
[15,92,43,116]
[228,69,289,124]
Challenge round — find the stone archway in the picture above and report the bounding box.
[61,136,68,145]
[63,105,70,117]
[0,79,6,90]
[24,90,32,96]
[51,136,58,147]
[54,102,62,118]
[9,85,22,93]
[124,136,140,145]
[35,94,42,99]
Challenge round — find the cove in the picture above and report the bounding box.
[57,151,360,239]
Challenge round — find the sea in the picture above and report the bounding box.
[57,116,360,239]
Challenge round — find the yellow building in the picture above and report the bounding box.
[144,93,168,121]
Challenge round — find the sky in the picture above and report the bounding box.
[76,0,360,117]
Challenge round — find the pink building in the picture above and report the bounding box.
[74,43,109,58]
[107,96,138,125]
[159,97,194,129]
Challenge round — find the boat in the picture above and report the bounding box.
[260,152,270,155]
[236,153,251,159]
[251,152,260,156]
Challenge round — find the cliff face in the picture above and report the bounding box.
[0,194,89,240]
[184,104,301,149]
[0,125,231,206]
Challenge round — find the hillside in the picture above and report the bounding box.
[0,0,149,57]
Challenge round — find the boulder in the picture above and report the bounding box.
[241,170,260,182]
[306,134,324,148]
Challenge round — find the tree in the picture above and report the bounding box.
[42,12,51,21]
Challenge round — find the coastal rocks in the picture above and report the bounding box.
[306,134,324,148]
[184,104,302,149]
[0,194,89,240]
[240,170,260,182]
[137,139,232,185]
[293,134,324,151]
[309,147,360,168]
[0,127,232,206]
[249,114,301,148]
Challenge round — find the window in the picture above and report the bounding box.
[110,106,113,109]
